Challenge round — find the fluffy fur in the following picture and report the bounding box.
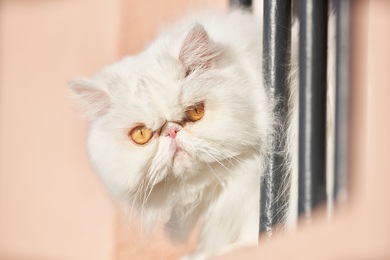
[70,10,296,259]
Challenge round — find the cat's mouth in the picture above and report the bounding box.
[172,143,189,159]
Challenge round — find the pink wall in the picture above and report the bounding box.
[0,0,121,259]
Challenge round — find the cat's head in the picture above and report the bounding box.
[70,23,269,207]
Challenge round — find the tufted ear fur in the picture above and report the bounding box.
[179,25,215,76]
[69,79,110,120]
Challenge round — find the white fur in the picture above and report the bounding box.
[71,10,282,259]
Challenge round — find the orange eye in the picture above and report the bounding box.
[129,125,153,145]
[185,103,205,122]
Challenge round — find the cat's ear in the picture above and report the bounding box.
[69,78,110,120]
[179,24,214,76]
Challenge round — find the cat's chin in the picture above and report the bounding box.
[171,152,200,180]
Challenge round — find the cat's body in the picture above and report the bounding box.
[71,10,292,259]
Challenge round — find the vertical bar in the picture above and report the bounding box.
[334,0,351,201]
[298,0,328,220]
[261,0,291,236]
[230,0,252,9]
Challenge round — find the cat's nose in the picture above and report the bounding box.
[163,122,182,139]
[165,126,180,138]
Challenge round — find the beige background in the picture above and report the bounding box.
[1,0,389,260]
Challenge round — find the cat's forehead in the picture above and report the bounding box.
[107,54,187,126]
[104,53,180,95]
[134,54,184,101]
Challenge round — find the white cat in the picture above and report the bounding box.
[71,10,290,259]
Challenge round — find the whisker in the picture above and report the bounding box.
[201,156,224,184]
[201,149,234,175]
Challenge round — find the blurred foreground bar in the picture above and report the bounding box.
[230,0,252,9]
[334,0,350,202]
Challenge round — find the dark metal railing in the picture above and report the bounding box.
[260,0,292,236]
[229,0,350,235]
[298,0,328,221]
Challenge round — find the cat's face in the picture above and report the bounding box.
[71,25,266,205]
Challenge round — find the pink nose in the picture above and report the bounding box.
[165,126,180,138]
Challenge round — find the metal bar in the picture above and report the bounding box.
[298,0,328,220]
[260,0,291,236]
[230,0,252,9]
[334,0,351,202]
